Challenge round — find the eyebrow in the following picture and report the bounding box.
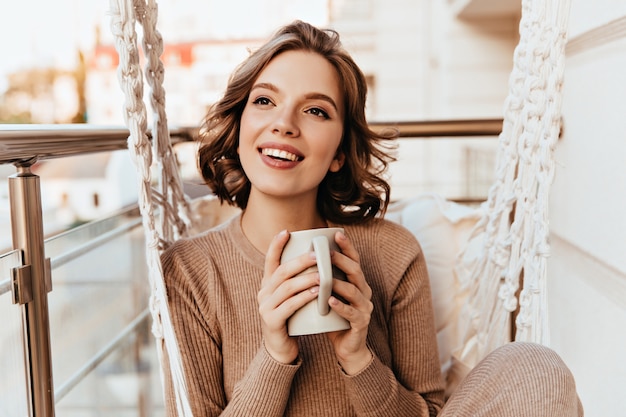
[250,82,339,112]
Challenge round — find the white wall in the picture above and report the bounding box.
[429,2,520,119]
[335,0,519,120]
[547,1,626,415]
[548,237,626,416]
[552,40,626,273]
[335,1,519,200]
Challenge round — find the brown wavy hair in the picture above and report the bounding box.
[198,20,397,224]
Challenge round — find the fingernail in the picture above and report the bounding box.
[309,251,317,259]
[310,286,319,294]
[337,231,347,241]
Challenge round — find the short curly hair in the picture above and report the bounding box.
[198,20,397,224]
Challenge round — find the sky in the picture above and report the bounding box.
[0,1,105,92]
[0,0,328,94]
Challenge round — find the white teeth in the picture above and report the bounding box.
[261,148,301,162]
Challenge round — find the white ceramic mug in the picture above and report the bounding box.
[281,227,351,336]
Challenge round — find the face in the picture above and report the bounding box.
[238,50,345,206]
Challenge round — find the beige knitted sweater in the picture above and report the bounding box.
[161,214,445,416]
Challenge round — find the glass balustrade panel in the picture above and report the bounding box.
[46,213,165,416]
[0,250,31,417]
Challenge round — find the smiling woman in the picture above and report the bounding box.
[238,50,345,210]
[198,25,397,223]
[162,21,451,417]
[156,19,583,417]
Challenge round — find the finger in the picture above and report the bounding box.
[258,272,320,314]
[334,231,360,264]
[264,232,319,288]
[263,230,290,278]
[331,278,372,309]
[263,251,319,295]
[332,231,368,287]
[274,284,320,321]
[330,251,372,300]
[328,294,372,332]
[259,277,320,329]
[270,272,320,305]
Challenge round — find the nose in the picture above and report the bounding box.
[271,107,300,137]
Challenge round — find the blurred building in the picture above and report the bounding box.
[84,0,518,202]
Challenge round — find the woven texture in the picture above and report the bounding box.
[453,0,572,371]
[109,0,193,415]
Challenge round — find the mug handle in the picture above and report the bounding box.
[312,235,332,316]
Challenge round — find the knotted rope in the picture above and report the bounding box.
[109,0,193,415]
[455,0,572,367]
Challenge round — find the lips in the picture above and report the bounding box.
[261,148,303,162]
[258,143,304,163]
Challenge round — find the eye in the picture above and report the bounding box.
[252,96,272,106]
[306,107,330,119]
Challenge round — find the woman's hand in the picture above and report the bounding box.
[257,230,320,364]
[326,231,374,375]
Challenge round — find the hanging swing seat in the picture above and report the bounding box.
[108,0,572,414]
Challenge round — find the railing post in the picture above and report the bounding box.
[9,164,55,417]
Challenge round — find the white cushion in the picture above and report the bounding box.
[385,193,482,389]
[188,195,241,235]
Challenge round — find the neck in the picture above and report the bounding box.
[240,193,327,254]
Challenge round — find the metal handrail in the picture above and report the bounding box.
[0,124,197,165]
[0,119,503,166]
[1,210,142,296]
[54,309,151,403]
[49,219,142,269]
[369,118,502,137]
[47,209,143,270]
[0,249,22,296]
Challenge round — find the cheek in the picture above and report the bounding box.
[239,105,256,134]
[239,112,250,142]
[326,129,344,158]
[238,117,256,150]
[239,110,266,145]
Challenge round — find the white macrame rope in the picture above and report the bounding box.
[455,0,572,364]
[109,1,194,416]
[134,0,191,245]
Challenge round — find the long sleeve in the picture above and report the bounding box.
[161,231,299,416]
[161,238,227,416]
[161,215,445,416]
[339,220,445,416]
[227,344,300,415]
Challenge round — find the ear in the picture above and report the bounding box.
[329,151,345,173]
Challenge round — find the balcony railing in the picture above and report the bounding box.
[0,119,502,417]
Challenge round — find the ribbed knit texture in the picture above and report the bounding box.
[161,214,445,416]
[161,214,582,417]
[440,342,583,417]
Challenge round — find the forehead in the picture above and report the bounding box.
[256,50,343,104]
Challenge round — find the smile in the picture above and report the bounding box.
[260,148,303,162]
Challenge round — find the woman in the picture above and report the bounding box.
[162,20,582,417]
